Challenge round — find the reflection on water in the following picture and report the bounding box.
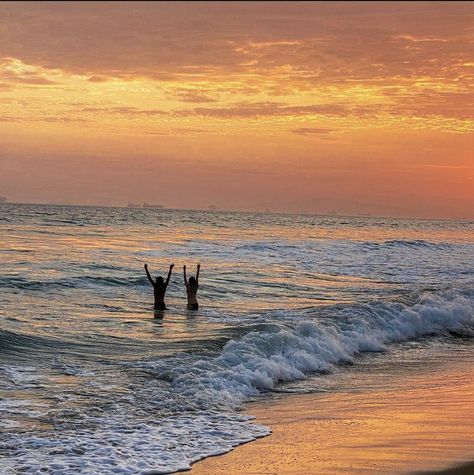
[0,204,473,474]
[209,346,474,475]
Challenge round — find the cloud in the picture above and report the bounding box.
[80,106,167,116]
[175,90,218,103]
[7,76,59,85]
[292,127,336,136]
[87,75,110,83]
[142,127,208,136]
[0,115,88,123]
[37,116,89,123]
[0,58,60,86]
[396,35,449,43]
[177,101,375,119]
[0,2,472,218]
[383,89,474,120]
[0,2,471,86]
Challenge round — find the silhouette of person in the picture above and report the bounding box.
[183,263,200,310]
[144,263,174,311]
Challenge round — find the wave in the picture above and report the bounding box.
[0,275,149,290]
[2,289,473,474]
[0,329,90,359]
[144,289,474,411]
[0,328,59,351]
[0,327,152,363]
[236,242,300,252]
[157,238,462,268]
[360,239,453,250]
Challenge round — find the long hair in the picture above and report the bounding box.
[155,276,165,288]
[188,276,197,288]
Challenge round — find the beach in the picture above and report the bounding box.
[2,2,473,474]
[192,346,474,475]
[1,205,473,474]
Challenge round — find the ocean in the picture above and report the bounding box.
[0,204,473,474]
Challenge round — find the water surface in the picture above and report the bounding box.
[1,204,473,474]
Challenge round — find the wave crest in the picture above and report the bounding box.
[144,290,474,410]
[361,239,453,250]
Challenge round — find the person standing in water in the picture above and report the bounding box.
[144,263,174,311]
[183,263,200,310]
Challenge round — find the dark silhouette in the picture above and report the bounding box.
[144,263,174,311]
[183,263,200,310]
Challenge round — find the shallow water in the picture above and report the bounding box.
[0,204,473,474]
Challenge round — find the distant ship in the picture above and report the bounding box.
[127,202,164,209]
[142,202,163,209]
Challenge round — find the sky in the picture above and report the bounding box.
[0,1,473,218]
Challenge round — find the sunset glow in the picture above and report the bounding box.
[0,1,473,217]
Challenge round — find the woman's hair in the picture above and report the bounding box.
[155,276,165,287]
[188,276,197,287]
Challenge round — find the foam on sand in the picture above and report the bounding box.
[1,289,473,474]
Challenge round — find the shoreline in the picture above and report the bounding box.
[190,364,474,475]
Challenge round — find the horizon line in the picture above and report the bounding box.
[1,200,472,222]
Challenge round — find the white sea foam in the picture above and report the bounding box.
[149,290,474,411]
[1,291,473,474]
[0,365,44,389]
[1,412,268,475]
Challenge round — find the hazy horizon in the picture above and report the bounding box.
[1,1,473,219]
[3,200,474,222]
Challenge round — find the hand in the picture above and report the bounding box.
[197,263,201,269]
[183,265,186,270]
[144,263,148,269]
[170,263,175,269]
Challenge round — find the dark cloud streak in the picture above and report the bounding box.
[292,127,336,136]
[80,106,167,116]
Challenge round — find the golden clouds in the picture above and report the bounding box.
[0,2,472,216]
[1,56,471,136]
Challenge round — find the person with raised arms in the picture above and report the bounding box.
[183,263,200,310]
[144,263,174,311]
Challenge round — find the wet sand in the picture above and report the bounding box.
[191,366,474,475]
[426,462,474,474]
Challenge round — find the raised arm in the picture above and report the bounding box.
[196,263,201,284]
[165,263,174,287]
[144,263,155,287]
[183,264,188,286]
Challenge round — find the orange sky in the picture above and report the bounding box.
[0,1,473,218]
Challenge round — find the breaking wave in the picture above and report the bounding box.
[144,289,474,411]
[1,289,473,474]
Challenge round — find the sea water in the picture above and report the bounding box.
[0,204,473,474]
